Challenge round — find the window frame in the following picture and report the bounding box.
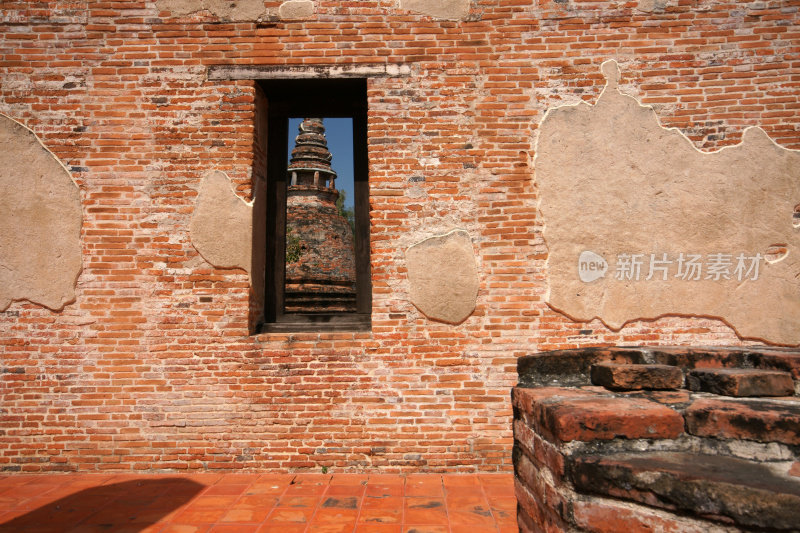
[259,78,371,333]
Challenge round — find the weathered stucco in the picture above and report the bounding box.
[406,229,479,324]
[278,0,314,19]
[190,170,253,274]
[537,61,800,345]
[0,114,82,311]
[399,0,470,20]
[155,0,267,21]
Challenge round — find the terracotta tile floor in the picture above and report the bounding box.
[0,472,516,533]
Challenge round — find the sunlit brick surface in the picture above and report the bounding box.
[1,1,799,473]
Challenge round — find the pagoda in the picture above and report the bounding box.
[284,118,357,313]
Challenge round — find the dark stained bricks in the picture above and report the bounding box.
[591,363,683,391]
[685,398,800,445]
[687,368,794,397]
[569,452,800,531]
[756,351,800,380]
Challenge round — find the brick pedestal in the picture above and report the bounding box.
[513,347,800,532]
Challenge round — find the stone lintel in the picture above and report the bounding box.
[208,63,412,81]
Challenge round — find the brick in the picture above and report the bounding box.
[570,452,800,531]
[514,386,684,442]
[573,499,708,533]
[687,368,795,397]
[591,363,683,391]
[685,398,800,445]
[756,351,800,380]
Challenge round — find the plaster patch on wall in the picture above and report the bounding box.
[399,0,470,20]
[190,170,253,274]
[406,229,479,324]
[0,114,82,311]
[536,60,800,346]
[636,0,670,13]
[155,0,267,21]
[278,0,314,19]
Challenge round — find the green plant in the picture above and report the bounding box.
[286,228,303,263]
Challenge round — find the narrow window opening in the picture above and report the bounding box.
[258,79,370,332]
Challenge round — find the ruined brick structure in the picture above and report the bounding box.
[1,0,800,478]
[513,347,800,532]
[284,118,357,314]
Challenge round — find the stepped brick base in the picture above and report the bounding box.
[513,347,800,532]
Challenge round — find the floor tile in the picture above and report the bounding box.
[329,474,369,485]
[325,484,365,497]
[208,525,260,533]
[284,483,327,496]
[159,524,211,533]
[264,506,315,524]
[444,474,481,487]
[216,474,261,485]
[256,524,306,533]
[188,495,240,509]
[403,526,448,533]
[174,506,229,524]
[362,495,403,510]
[0,472,516,533]
[448,507,496,527]
[277,494,320,508]
[404,482,444,498]
[403,497,447,525]
[219,506,272,523]
[307,523,356,533]
[450,526,499,533]
[358,505,403,524]
[292,474,331,485]
[355,525,402,533]
[204,484,250,496]
[367,474,405,485]
[243,483,289,495]
[365,484,403,497]
[319,495,360,509]
[310,507,358,524]
[235,494,279,507]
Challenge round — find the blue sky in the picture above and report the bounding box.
[288,117,354,210]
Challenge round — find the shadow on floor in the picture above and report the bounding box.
[0,477,205,532]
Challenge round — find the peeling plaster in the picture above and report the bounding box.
[155,0,268,21]
[190,170,253,275]
[536,60,800,345]
[278,0,314,19]
[0,114,82,311]
[399,0,470,20]
[406,229,479,324]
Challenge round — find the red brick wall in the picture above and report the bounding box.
[1,1,799,472]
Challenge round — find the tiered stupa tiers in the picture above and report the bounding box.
[284,118,357,313]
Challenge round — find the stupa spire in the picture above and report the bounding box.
[288,117,337,190]
[284,118,356,314]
